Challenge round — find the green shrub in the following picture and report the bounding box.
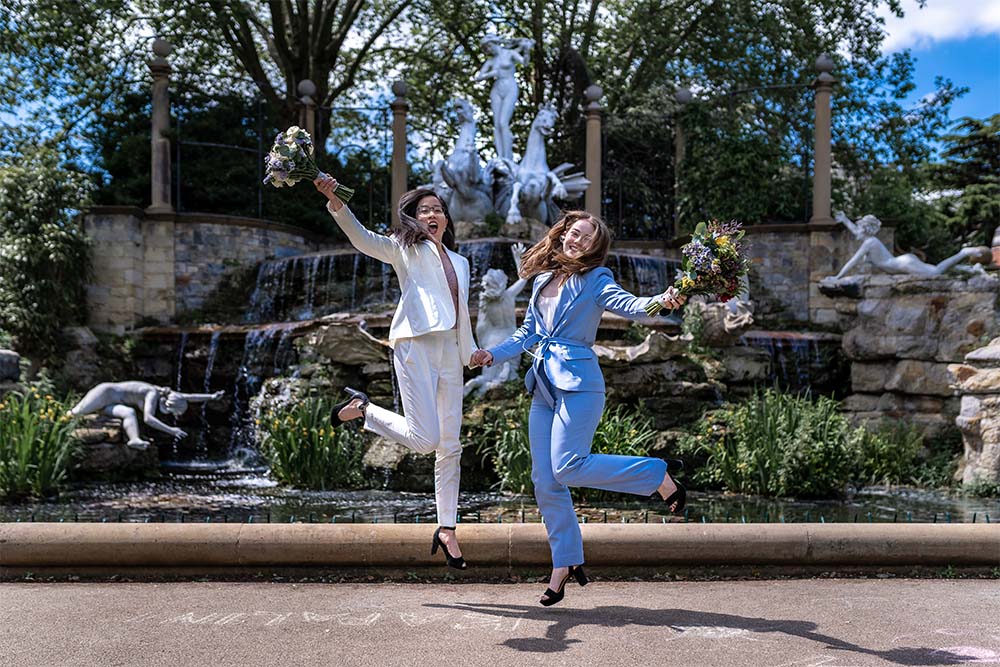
[0,142,92,357]
[0,389,79,498]
[474,397,659,500]
[678,389,854,498]
[258,397,366,490]
[854,421,924,486]
[678,390,942,498]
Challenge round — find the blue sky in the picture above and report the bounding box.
[880,0,1000,122]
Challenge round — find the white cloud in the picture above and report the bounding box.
[878,0,1000,52]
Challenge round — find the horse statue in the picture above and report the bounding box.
[432,99,493,223]
[492,104,589,226]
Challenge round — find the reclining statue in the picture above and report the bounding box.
[70,381,224,450]
[828,211,987,280]
[464,244,528,396]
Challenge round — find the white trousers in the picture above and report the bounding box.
[363,329,464,527]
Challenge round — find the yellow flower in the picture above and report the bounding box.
[681,276,696,289]
[716,235,729,246]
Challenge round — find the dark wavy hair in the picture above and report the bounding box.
[518,210,612,279]
[395,188,457,251]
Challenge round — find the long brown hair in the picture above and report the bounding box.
[396,188,457,251]
[518,211,612,279]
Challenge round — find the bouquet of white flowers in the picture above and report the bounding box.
[262,126,354,202]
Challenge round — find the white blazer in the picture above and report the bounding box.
[328,203,478,365]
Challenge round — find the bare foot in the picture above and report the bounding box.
[437,527,463,558]
[337,398,366,422]
[657,471,680,511]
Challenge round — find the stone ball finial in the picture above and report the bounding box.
[815,53,834,73]
[675,87,693,105]
[152,38,173,58]
[298,79,317,97]
[583,84,603,104]
[391,80,408,98]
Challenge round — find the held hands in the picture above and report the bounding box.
[470,349,494,368]
[314,174,344,211]
[659,286,687,310]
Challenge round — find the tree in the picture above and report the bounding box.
[0,139,92,357]
[929,115,1000,249]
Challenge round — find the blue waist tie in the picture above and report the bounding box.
[520,334,592,409]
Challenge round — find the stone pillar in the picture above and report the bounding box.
[583,85,603,216]
[673,87,692,239]
[298,79,317,139]
[147,38,173,214]
[809,54,836,225]
[390,81,409,227]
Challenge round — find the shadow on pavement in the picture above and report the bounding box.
[425,601,976,665]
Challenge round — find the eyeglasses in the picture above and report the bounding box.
[416,206,445,217]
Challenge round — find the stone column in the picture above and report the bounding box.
[673,87,692,239]
[809,54,836,225]
[147,37,173,214]
[390,81,409,227]
[298,79,317,139]
[583,85,603,216]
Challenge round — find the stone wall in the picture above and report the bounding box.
[948,338,1000,486]
[84,207,330,333]
[174,214,329,313]
[821,273,1000,439]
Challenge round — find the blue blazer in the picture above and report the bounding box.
[487,267,658,395]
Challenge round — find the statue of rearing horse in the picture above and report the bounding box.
[432,99,493,223]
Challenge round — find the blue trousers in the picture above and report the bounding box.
[529,388,667,568]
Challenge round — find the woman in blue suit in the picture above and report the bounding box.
[471,210,687,606]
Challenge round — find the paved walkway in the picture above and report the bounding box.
[2,579,999,666]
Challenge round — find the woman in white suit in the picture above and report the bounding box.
[315,176,478,569]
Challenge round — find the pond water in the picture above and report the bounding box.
[2,473,996,525]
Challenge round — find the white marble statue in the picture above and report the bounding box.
[829,211,985,280]
[432,99,493,223]
[474,35,534,161]
[464,243,529,397]
[70,381,224,450]
[493,105,589,226]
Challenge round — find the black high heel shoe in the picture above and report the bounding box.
[329,387,370,426]
[431,527,467,570]
[663,478,687,515]
[665,458,684,472]
[539,565,587,607]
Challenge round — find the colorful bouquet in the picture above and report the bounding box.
[645,220,751,316]
[262,126,354,202]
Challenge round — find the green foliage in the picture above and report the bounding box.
[854,421,924,487]
[258,397,366,490]
[0,388,80,499]
[928,114,1000,250]
[678,389,932,498]
[473,397,659,501]
[0,141,92,357]
[470,393,533,495]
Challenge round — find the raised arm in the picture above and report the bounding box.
[834,210,863,239]
[505,243,529,299]
[594,269,684,318]
[316,176,401,266]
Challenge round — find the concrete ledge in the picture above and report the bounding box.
[2,524,998,570]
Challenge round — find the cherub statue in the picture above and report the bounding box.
[464,243,529,397]
[828,211,986,280]
[70,381,224,450]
